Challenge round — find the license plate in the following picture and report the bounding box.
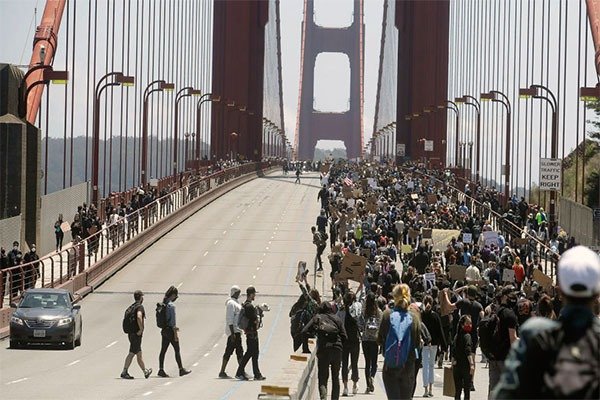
[33,330,46,338]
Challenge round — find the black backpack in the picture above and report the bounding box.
[122,303,140,334]
[478,313,500,360]
[155,302,168,329]
[317,314,340,342]
[522,318,600,399]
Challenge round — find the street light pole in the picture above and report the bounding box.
[173,87,201,182]
[461,95,481,184]
[92,72,134,204]
[142,80,174,187]
[195,93,214,169]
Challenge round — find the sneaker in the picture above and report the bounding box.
[218,372,229,379]
[423,390,429,397]
[342,387,348,396]
[179,368,191,377]
[120,372,134,380]
[144,368,152,379]
[352,383,358,395]
[254,375,266,381]
[157,369,169,378]
[235,373,249,381]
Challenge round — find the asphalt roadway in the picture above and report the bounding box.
[1,171,492,400]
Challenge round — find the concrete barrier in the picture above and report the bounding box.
[257,339,318,400]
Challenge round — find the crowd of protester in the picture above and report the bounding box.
[288,161,599,400]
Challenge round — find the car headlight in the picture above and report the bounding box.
[57,317,73,327]
[10,316,24,326]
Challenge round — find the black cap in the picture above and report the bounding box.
[134,290,144,300]
[246,286,258,295]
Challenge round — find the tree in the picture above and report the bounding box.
[586,99,600,142]
[586,170,600,209]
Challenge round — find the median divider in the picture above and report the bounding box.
[258,339,318,400]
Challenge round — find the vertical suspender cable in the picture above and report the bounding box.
[69,0,77,187]
[63,0,70,189]
[118,0,125,192]
[575,0,583,203]
[582,2,589,204]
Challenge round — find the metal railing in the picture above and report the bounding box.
[1,162,272,308]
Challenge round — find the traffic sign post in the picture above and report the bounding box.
[397,143,405,157]
[424,140,434,152]
[539,158,562,191]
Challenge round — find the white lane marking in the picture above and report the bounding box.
[213,343,219,348]
[265,247,269,250]
[203,251,209,257]
[163,381,173,386]
[268,241,272,245]
[105,340,118,348]
[204,352,210,357]
[67,360,80,366]
[192,265,197,271]
[177,282,183,289]
[223,230,227,235]
[192,362,199,367]
[263,253,266,257]
[256,267,260,271]
[230,222,234,226]
[214,240,219,245]
[237,216,240,219]
[259,260,263,264]
[252,275,256,280]
[5,378,28,385]
[143,391,153,396]
[270,236,274,240]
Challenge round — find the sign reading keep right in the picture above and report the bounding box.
[539,158,562,191]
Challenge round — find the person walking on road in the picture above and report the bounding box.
[219,285,244,378]
[121,290,152,379]
[295,167,301,184]
[492,246,600,399]
[158,286,191,378]
[312,226,327,272]
[54,215,65,252]
[361,292,382,394]
[302,300,347,400]
[235,286,266,381]
[452,314,475,400]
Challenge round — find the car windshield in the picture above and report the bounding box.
[20,293,70,309]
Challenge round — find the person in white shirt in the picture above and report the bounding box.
[465,263,482,284]
[219,285,244,378]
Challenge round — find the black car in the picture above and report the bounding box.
[9,288,82,349]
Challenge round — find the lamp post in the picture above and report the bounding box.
[438,101,459,167]
[229,132,238,160]
[92,72,134,204]
[195,93,217,169]
[142,80,174,187]
[19,66,69,118]
[482,90,512,205]
[173,87,201,182]
[456,96,481,183]
[519,84,558,233]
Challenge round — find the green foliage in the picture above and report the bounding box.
[586,170,600,208]
[585,99,600,142]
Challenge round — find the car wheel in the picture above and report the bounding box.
[10,340,21,349]
[75,324,82,347]
[66,329,76,350]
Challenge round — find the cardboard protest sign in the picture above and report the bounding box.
[401,244,413,254]
[60,221,71,232]
[426,194,438,205]
[366,200,378,213]
[410,193,419,200]
[462,233,472,244]
[448,265,467,281]
[352,189,363,198]
[432,229,460,252]
[336,253,368,283]
[513,238,529,246]
[342,186,353,199]
[533,269,554,292]
[360,248,371,259]
[502,268,515,283]
[408,229,420,240]
[422,228,433,239]
[482,231,500,247]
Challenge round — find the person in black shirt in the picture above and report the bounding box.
[316,210,328,233]
[452,315,475,400]
[340,292,361,396]
[235,286,266,381]
[421,295,447,397]
[302,301,347,400]
[410,245,430,275]
[121,290,152,379]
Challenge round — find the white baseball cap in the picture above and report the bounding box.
[558,246,600,298]
[230,285,241,296]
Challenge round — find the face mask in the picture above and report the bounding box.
[463,324,473,333]
[13,246,18,251]
[31,249,36,253]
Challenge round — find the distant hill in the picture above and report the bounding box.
[41,136,207,195]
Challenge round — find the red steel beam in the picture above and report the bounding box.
[587,0,600,79]
[25,0,67,124]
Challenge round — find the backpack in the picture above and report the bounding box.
[317,314,340,341]
[155,302,168,329]
[478,313,500,360]
[362,316,380,341]
[291,308,313,336]
[122,303,140,334]
[384,310,413,369]
[238,305,249,331]
[521,318,600,399]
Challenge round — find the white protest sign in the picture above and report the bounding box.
[482,231,499,247]
[539,158,562,191]
[424,140,434,152]
[462,233,472,244]
[397,143,406,157]
[502,268,515,283]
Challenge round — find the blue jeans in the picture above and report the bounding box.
[422,345,438,387]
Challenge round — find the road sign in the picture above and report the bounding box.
[396,143,406,157]
[594,208,600,220]
[539,158,561,191]
[424,140,434,151]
